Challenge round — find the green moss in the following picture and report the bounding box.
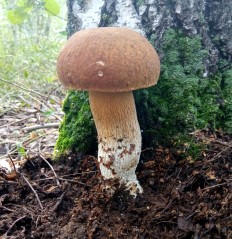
[220,70,232,133]
[54,90,97,158]
[54,28,232,160]
[135,29,231,158]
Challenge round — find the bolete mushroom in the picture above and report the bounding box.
[57,27,160,195]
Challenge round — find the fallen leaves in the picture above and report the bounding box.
[0,91,63,174]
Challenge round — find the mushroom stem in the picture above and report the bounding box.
[89,91,143,195]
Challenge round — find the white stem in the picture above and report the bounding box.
[89,91,143,195]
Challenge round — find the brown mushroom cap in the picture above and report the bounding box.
[57,27,160,92]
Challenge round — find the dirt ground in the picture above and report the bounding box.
[0,136,231,238]
[0,95,232,239]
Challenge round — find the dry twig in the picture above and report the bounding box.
[0,117,29,129]
[34,176,90,186]
[8,154,18,178]
[52,192,65,212]
[2,216,26,238]
[207,142,232,163]
[57,177,90,186]
[22,123,60,132]
[0,206,15,213]
[0,78,47,98]
[39,154,60,187]
[202,180,232,191]
[0,129,57,160]
[20,173,43,210]
[0,78,61,105]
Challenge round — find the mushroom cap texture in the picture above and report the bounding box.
[57,27,160,92]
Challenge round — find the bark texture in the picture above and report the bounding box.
[67,0,231,74]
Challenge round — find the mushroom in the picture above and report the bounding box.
[57,27,160,195]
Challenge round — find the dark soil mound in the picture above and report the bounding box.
[0,141,231,239]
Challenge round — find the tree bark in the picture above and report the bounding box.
[66,0,231,74]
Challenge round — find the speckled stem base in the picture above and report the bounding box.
[89,91,143,195]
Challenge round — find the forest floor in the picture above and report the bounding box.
[0,91,232,239]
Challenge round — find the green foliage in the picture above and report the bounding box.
[0,0,66,97]
[220,70,232,133]
[16,142,26,157]
[6,0,32,24]
[6,0,60,25]
[7,7,30,24]
[54,91,97,158]
[44,0,60,16]
[0,37,62,93]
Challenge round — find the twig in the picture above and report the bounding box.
[0,117,29,129]
[22,91,63,121]
[44,84,62,102]
[20,173,43,210]
[202,180,232,191]
[52,192,65,212]
[39,155,60,187]
[0,78,46,98]
[2,216,26,238]
[8,154,18,179]
[33,170,98,181]
[23,123,60,132]
[0,129,57,160]
[0,78,61,105]
[214,140,230,146]
[44,7,67,21]
[207,142,232,163]
[53,171,99,176]
[57,177,90,186]
[0,180,18,184]
[34,177,90,186]
[161,198,174,213]
[0,206,15,212]
[18,94,62,121]
[186,211,198,220]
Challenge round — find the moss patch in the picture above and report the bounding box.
[54,91,97,158]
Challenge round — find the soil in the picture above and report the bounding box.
[0,133,232,239]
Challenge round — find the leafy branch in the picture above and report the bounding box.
[6,0,64,25]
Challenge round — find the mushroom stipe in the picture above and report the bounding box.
[57,27,160,196]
